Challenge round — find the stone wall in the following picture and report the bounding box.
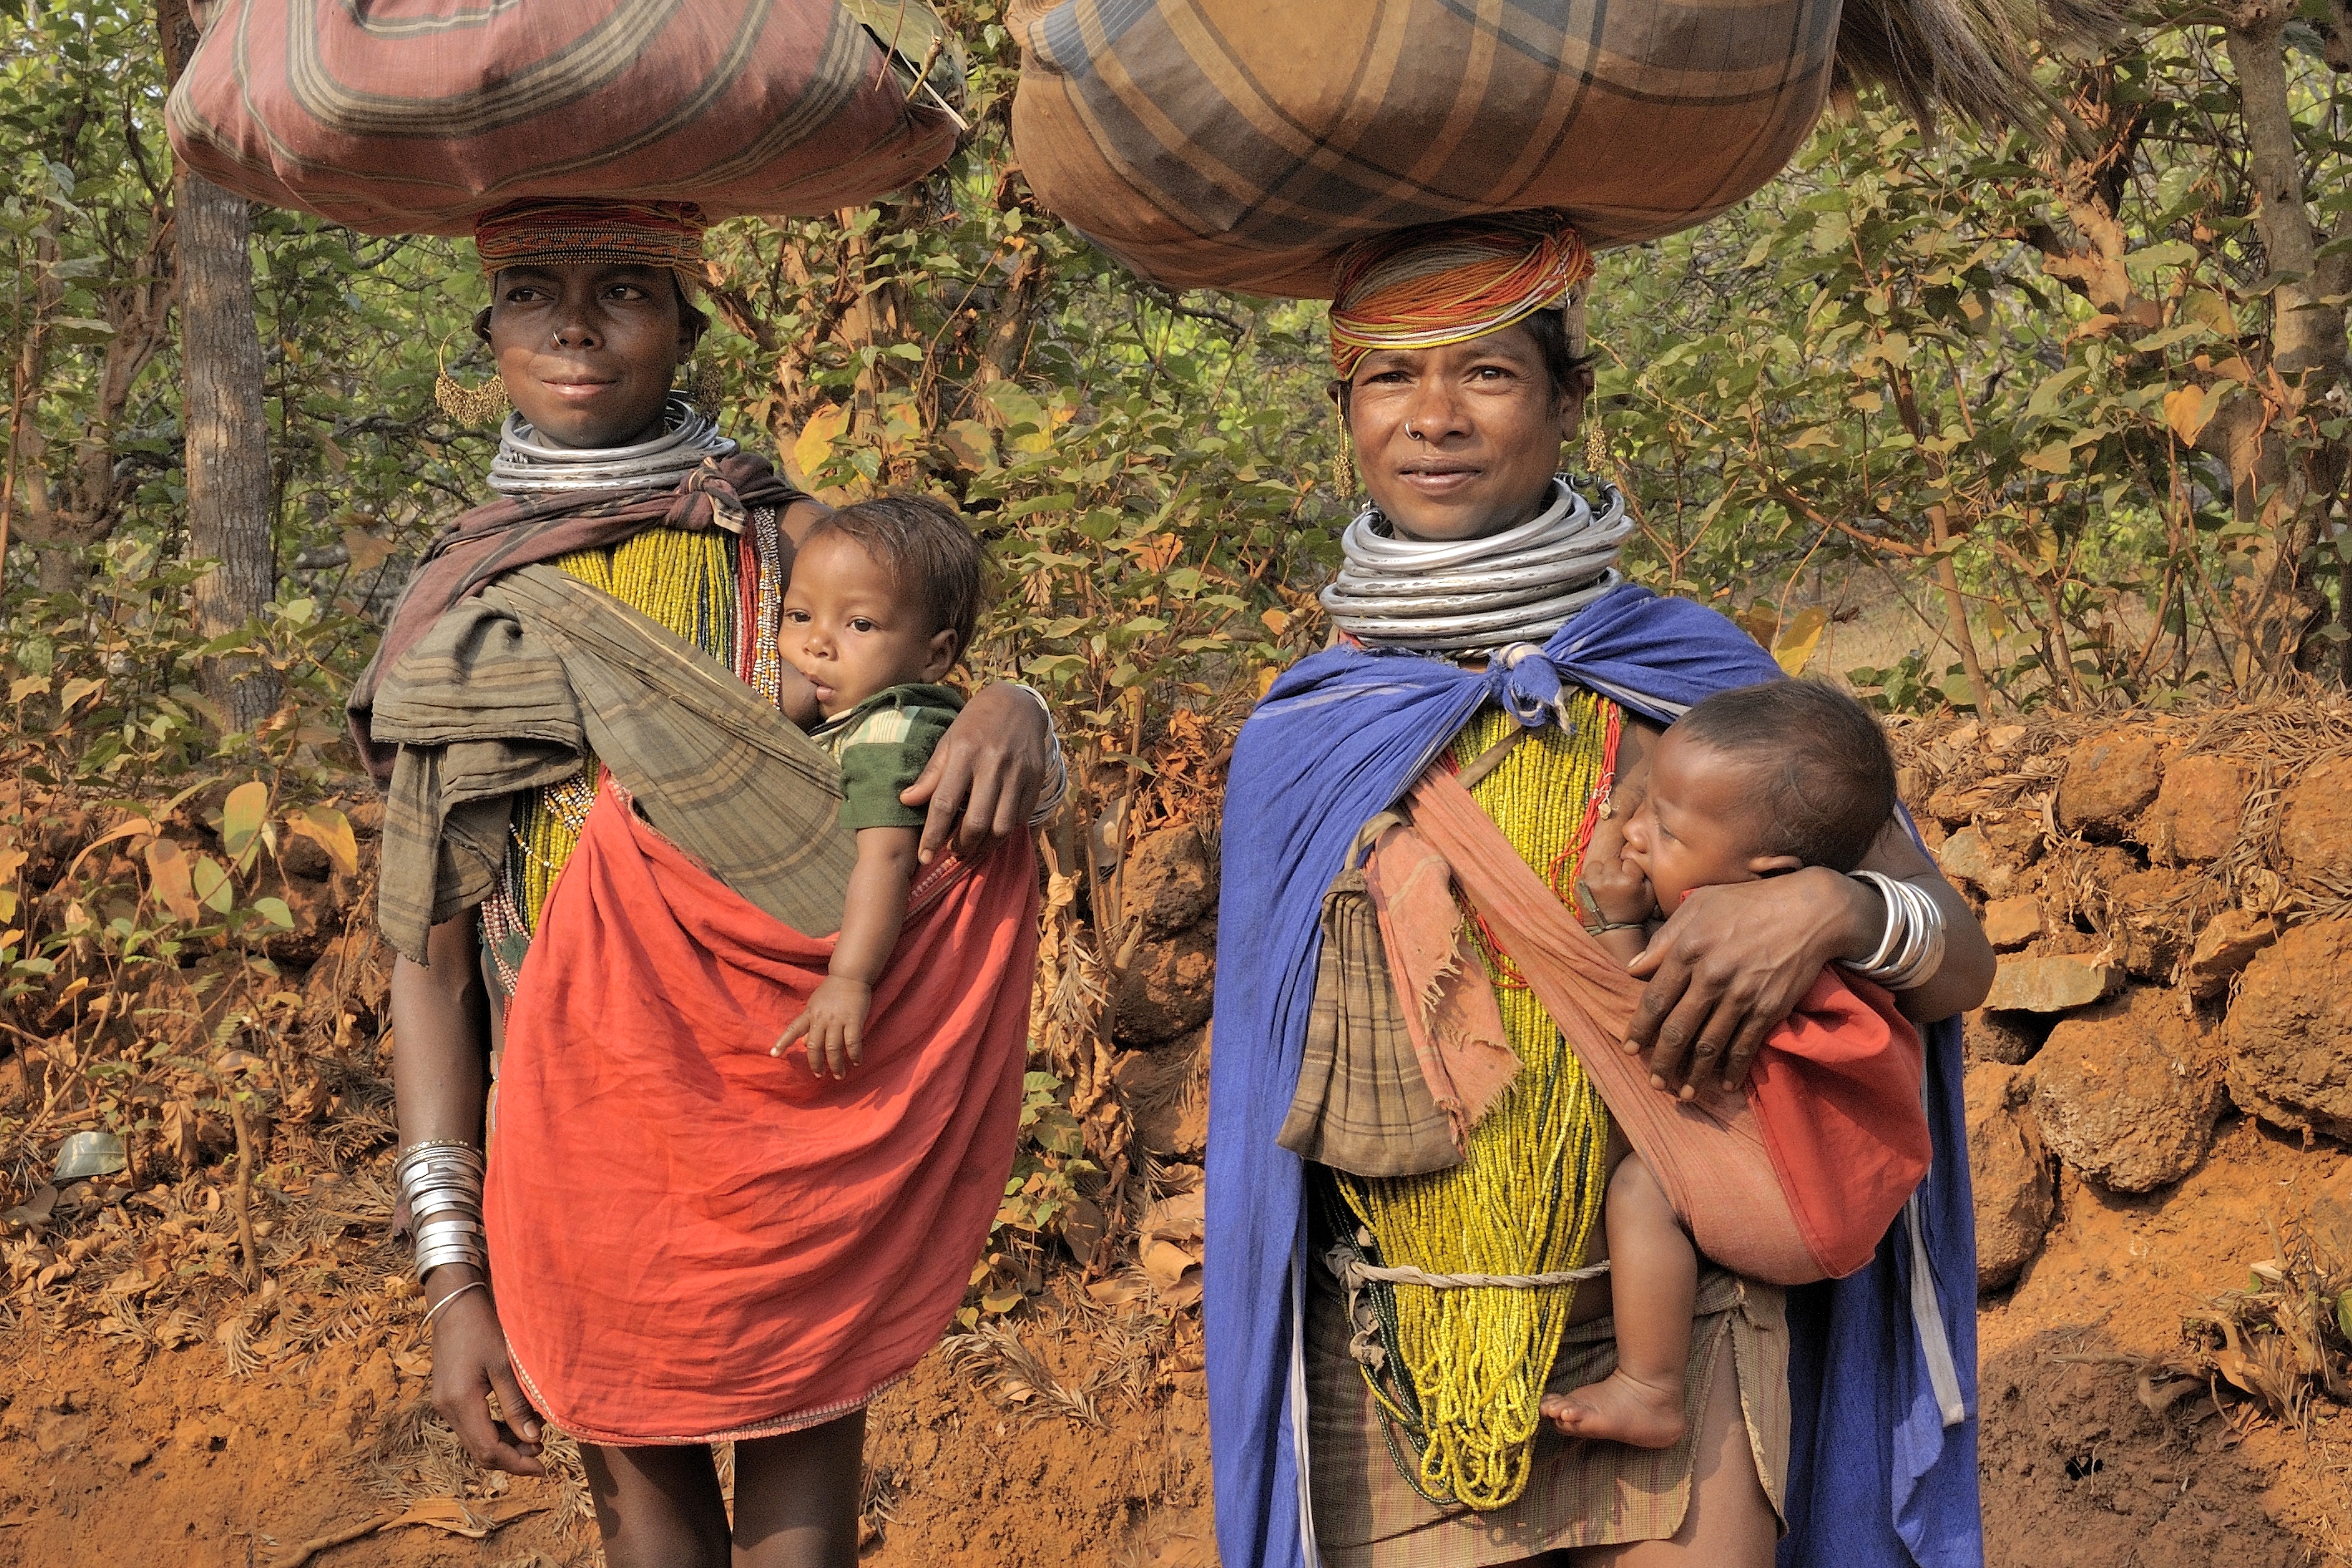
[1898,703,2352,1292]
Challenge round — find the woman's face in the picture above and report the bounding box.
[1342,322,1584,542]
[485,262,698,448]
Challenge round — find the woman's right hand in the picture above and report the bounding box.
[429,1280,546,1476]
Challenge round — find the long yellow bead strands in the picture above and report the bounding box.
[508,527,737,931]
[1335,692,1617,1511]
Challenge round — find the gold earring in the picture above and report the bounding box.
[1333,399,1358,502]
[1582,412,1608,479]
[434,345,510,426]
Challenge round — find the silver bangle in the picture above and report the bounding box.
[1844,871,1947,992]
[1004,682,1070,826]
[399,1140,488,1280]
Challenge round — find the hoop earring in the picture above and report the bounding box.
[1331,398,1358,502]
[434,341,510,427]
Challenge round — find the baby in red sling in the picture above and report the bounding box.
[1544,680,1933,1448]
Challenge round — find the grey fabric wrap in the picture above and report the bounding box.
[370,563,855,963]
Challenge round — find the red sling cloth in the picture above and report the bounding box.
[1401,768,1928,1285]
[485,782,1040,1445]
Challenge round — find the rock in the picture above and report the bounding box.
[1983,953,2121,1013]
[31,1409,91,1457]
[2183,909,2279,999]
[277,831,332,882]
[1121,825,1218,937]
[1981,897,2044,950]
[1114,921,1217,1045]
[2223,919,2352,1140]
[344,796,385,838]
[2281,757,2352,882]
[1966,1008,2051,1066]
[1938,826,2017,898]
[1966,1063,2053,1291]
[2033,987,2222,1193]
[2140,753,2252,865]
[1116,1026,1210,1159]
[2106,867,2196,981]
[2057,730,2165,833]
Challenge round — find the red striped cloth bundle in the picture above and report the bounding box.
[166,0,967,234]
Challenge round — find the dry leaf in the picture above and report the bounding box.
[146,837,201,923]
[388,1497,548,1540]
[284,804,360,876]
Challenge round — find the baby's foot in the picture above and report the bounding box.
[1540,1370,1688,1449]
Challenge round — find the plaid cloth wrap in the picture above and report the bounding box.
[1012,0,1837,296]
[370,562,855,963]
[811,683,965,832]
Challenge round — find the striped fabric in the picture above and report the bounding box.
[1010,0,1837,296]
[166,1,966,235]
[370,562,855,963]
[1306,1258,1789,1565]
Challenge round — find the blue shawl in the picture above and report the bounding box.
[1205,583,1980,1568]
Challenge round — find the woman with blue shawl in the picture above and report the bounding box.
[1208,212,1996,1568]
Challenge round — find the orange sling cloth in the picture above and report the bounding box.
[485,782,1040,1445]
[1399,768,1928,1285]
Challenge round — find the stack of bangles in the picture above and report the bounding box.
[1843,870,1948,992]
[398,1138,487,1284]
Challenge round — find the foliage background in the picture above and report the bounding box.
[0,0,2348,1296]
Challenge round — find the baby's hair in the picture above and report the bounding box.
[1669,679,1897,872]
[801,494,982,663]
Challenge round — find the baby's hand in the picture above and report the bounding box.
[1578,805,1654,928]
[773,976,871,1079]
[778,665,823,731]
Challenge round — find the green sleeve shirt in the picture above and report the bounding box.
[811,682,966,832]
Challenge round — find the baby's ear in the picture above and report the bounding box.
[922,627,960,681]
[1747,852,1806,877]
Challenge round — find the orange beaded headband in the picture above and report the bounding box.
[1328,211,1594,381]
[473,198,708,281]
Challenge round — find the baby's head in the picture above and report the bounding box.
[1621,680,1896,911]
[782,495,982,718]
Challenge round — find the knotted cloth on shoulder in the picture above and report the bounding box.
[348,452,805,784]
[369,563,855,964]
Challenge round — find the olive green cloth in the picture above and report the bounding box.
[370,563,855,963]
[811,683,965,832]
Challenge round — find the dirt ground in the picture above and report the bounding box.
[0,1113,2345,1568]
[0,1276,1213,1568]
[1977,1111,2352,1568]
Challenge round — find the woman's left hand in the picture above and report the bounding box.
[1622,817,1994,1097]
[900,683,1051,863]
[1620,866,1881,1099]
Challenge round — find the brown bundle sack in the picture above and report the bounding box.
[167,0,968,235]
[1011,0,2086,296]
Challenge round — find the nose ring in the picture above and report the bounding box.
[1404,423,1425,442]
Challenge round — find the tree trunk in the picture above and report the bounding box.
[176,167,281,731]
[2220,5,2352,684]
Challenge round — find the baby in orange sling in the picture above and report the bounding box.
[1541,681,1933,1448]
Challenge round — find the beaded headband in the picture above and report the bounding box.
[1328,211,1594,381]
[473,198,708,282]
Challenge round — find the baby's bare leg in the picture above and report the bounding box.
[1540,1154,1696,1448]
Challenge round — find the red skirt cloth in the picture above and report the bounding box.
[485,782,1040,1445]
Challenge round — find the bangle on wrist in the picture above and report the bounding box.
[1841,870,1947,991]
[421,1278,488,1333]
